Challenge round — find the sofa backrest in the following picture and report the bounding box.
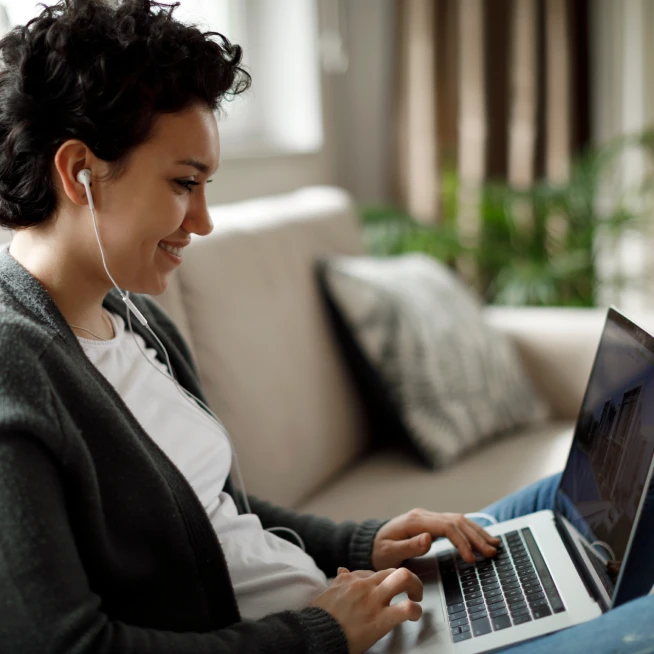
[155,187,370,507]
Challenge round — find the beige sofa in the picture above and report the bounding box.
[148,186,625,523]
[1,187,636,523]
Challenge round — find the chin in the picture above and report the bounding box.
[122,274,170,298]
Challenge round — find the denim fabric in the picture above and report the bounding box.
[472,473,654,653]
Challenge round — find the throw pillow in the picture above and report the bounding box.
[316,253,549,469]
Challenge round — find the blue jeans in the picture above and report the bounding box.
[473,473,654,653]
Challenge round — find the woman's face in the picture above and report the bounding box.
[82,103,220,296]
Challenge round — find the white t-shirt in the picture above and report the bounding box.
[78,310,328,620]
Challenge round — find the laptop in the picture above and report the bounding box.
[368,307,654,653]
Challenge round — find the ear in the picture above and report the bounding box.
[53,140,96,207]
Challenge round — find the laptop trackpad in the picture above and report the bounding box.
[366,585,451,653]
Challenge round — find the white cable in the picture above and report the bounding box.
[464,512,499,526]
[591,540,616,562]
[82,172,306,552]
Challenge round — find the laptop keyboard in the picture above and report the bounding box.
[438,527,566,643]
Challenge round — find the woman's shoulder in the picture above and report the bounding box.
[0,301,58,360]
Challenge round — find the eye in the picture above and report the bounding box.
[176,179,201,193]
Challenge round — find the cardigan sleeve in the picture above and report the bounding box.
[0,433,348,654]
[247,495,386,577]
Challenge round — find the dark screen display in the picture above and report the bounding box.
[556,310,654,601]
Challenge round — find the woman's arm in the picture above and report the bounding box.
[247,495,386,577]
[0,433,347,654]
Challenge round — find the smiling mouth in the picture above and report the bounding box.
[158,242,183,257]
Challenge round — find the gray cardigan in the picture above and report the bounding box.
[0,245,383,654]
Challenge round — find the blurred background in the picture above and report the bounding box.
[3,0,654,311]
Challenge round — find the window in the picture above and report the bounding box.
[0,0,324,159]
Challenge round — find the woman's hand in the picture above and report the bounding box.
[372,508,501,571]
[310,567,423,654]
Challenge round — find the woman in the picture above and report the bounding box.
[0,2,652,653]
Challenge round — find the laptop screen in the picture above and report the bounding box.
[555,308,654,606]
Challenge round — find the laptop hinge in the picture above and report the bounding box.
[553,512,609,612]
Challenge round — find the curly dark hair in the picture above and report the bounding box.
[0,0,251,230]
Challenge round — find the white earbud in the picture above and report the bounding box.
[77,168,91,186]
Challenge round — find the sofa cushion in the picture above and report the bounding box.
[296,422,574,521]
[318,253,549,469]
[166,187,371,508]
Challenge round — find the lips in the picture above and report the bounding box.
[158,242,183,257]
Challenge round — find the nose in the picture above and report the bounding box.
[182,195,214,237]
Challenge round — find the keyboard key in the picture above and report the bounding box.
[513,613,533,625]
[479,570,496,580]
[449,610,467,621]
[526,591,545,602]
[448,602,465,614]
[505,588,524,599]
[465,591,482,600]
[522,579,540,588]
[502,581,520,591]
[469,608,488,621]
[487,597,506,609]
[484,589,503,599]
[533,606,552,619]
[471,617,492,637]
[451,623,471,635]
[453,631,472,643]
[510,606,530,617]
[519,573,537,583]
[446,593,463,606]
[466,597,485,608]
[549,592,566,614]
[482,583,500,592]
[530,599,549,608]
[507,595,527,606]
[489,607,508,618]
[491,614,512,631]
[450,617,469,628]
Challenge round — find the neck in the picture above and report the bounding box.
[9,229,115,340]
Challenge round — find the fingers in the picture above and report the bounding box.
[441,522,477,563]
[390,598,423,624]
[337,567,375,579]
[459,521,498,558]
[465,520,501,548]
[374,567,424,603]
[434,516,497,563]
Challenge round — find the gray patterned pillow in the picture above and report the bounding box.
[319,253,549,468]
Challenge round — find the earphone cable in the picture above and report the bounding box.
[81,170,306,551]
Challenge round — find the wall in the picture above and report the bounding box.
[591,0,654,311]
[205,0,396,208]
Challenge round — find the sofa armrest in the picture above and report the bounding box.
[482,306,607,420]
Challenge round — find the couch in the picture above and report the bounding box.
[146,186,626,523]
[0,187,634,523]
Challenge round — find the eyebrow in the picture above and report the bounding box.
[175,159,218,175]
